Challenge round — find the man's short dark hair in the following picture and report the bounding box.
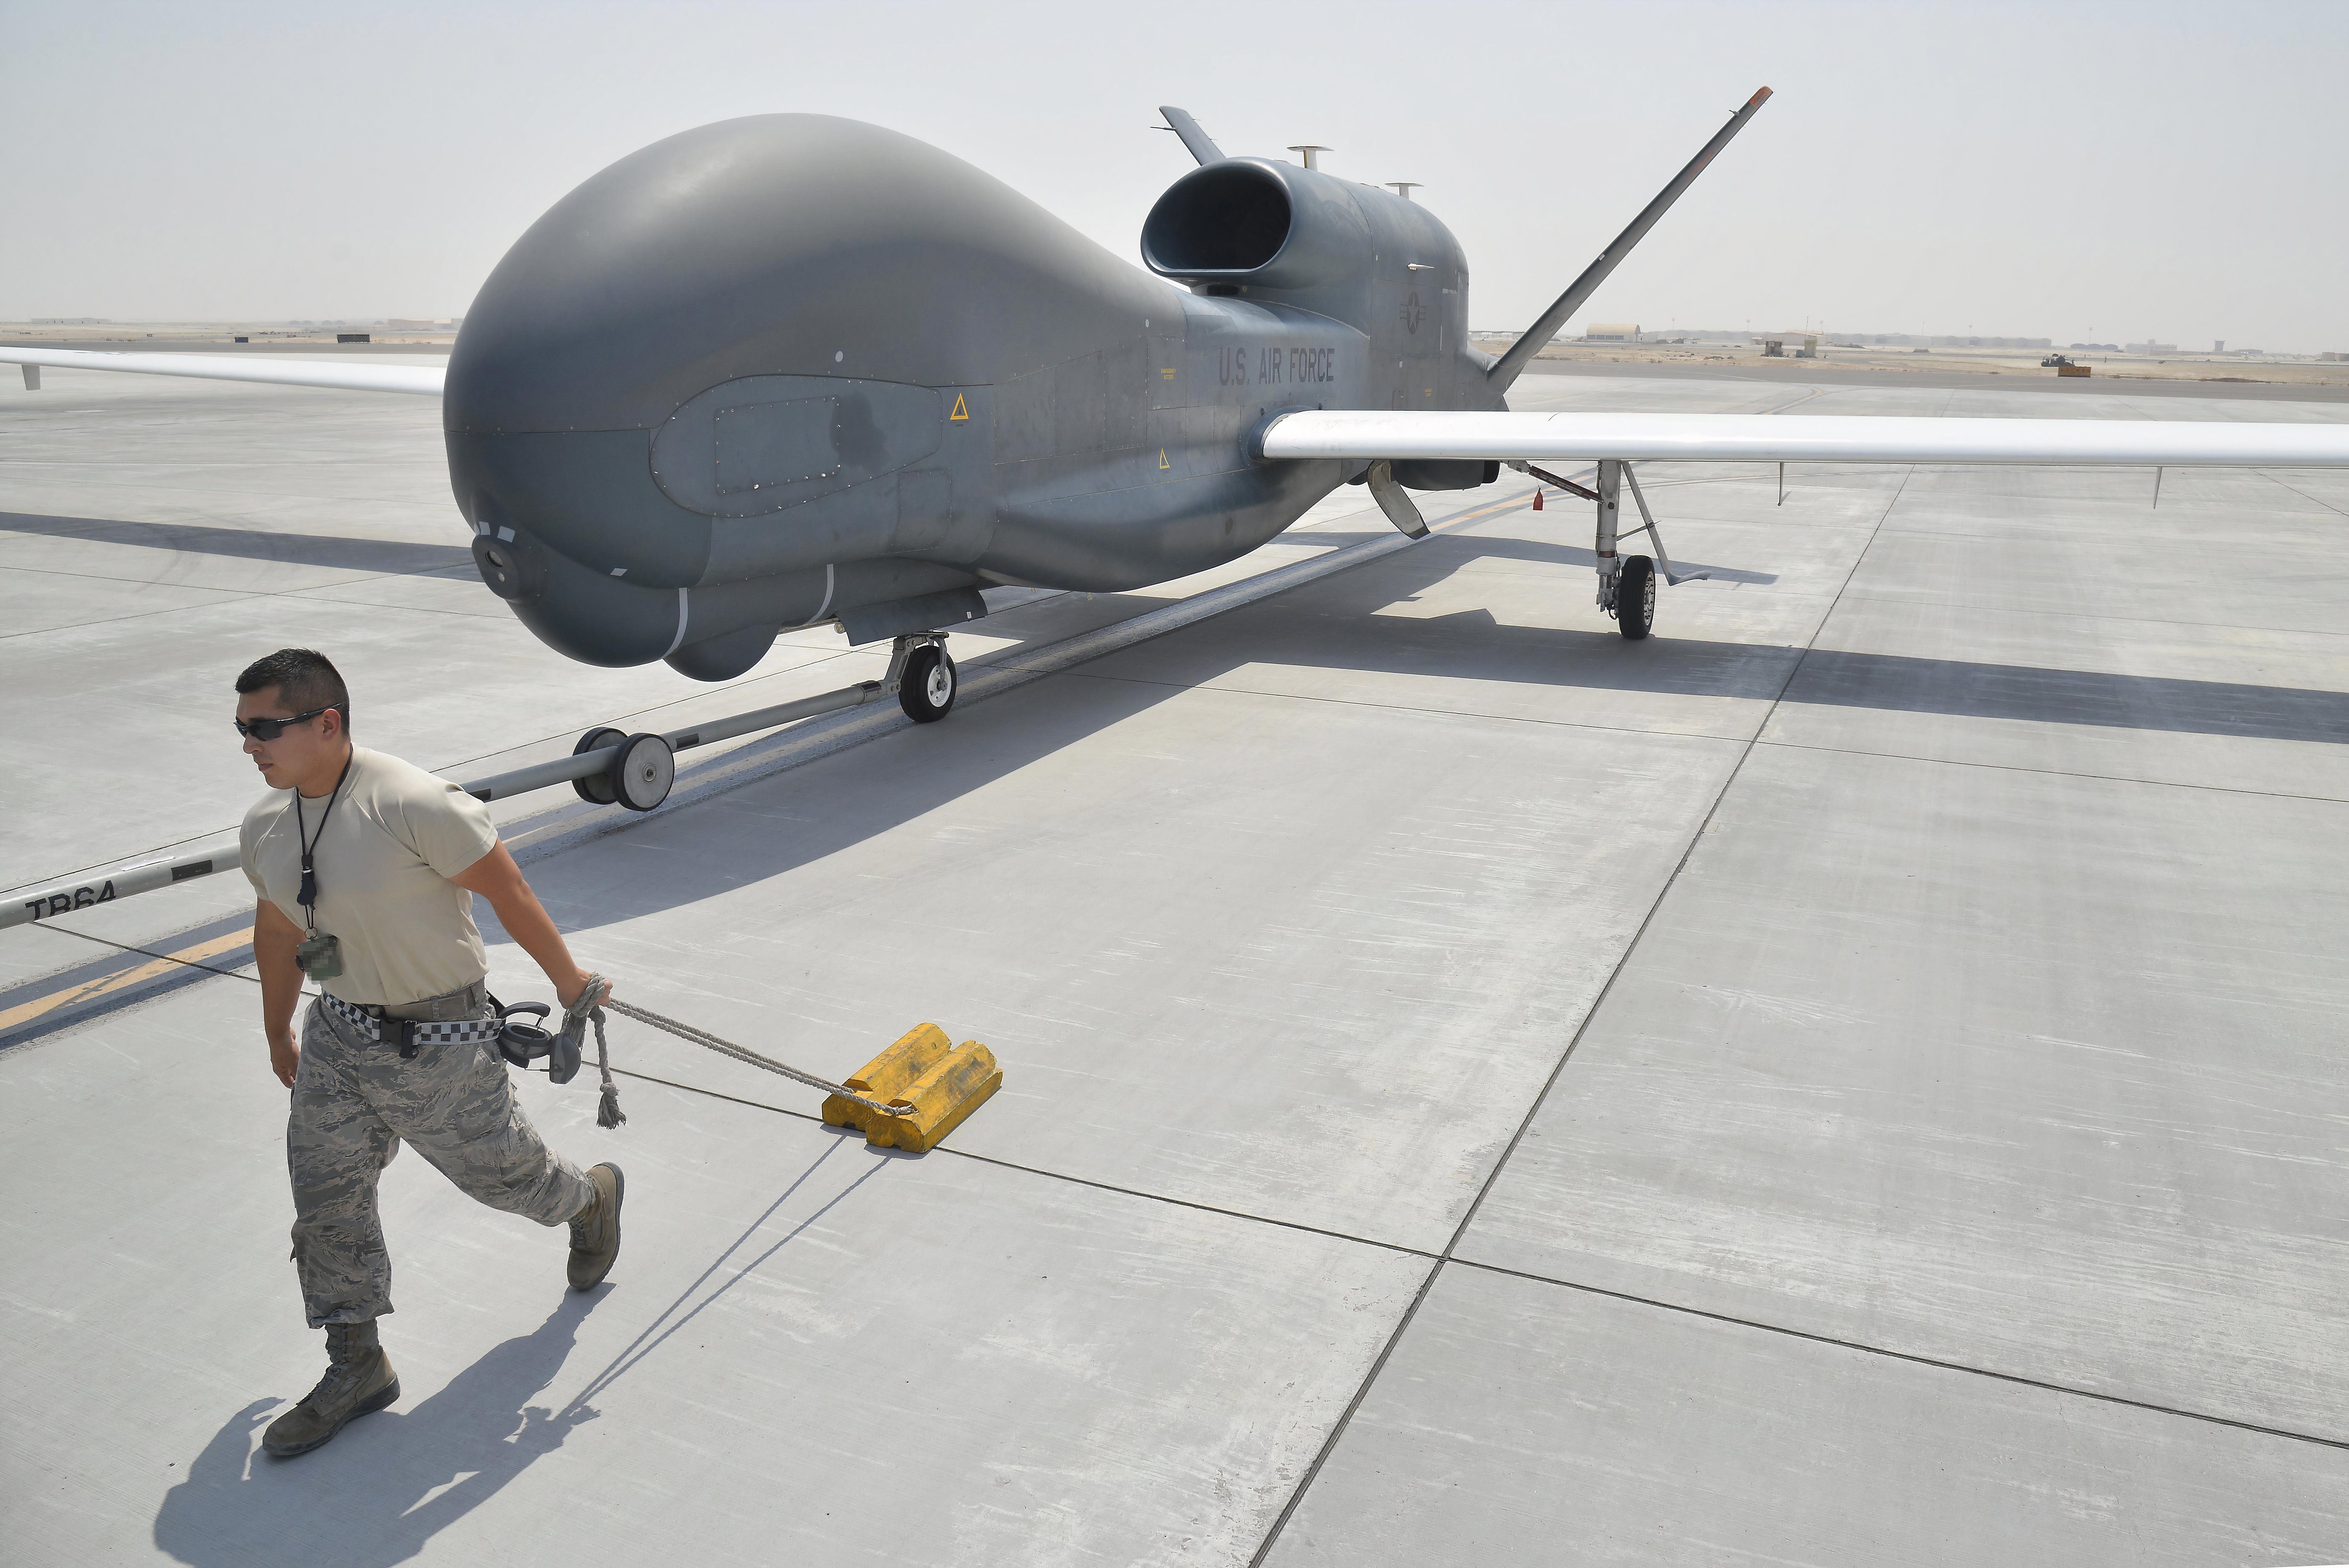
[235,648,351,731]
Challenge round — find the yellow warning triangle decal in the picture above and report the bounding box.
[1158,449,1171,470]
[949,393,970,422]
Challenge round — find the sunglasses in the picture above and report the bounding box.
[233,705,338,741]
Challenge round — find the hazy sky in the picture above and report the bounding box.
[5,0,2344,351]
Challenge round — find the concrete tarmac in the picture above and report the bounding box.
[4,362,2347,1565]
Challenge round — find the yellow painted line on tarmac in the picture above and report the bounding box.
[0,927,252,1033]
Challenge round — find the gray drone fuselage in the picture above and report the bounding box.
[448,114,1501,680]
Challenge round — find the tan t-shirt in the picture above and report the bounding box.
[241,746,499,1006]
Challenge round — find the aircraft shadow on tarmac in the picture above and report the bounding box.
[1266,533,2349,730]
[507,528,2346,938]
[1274,524,1781,585]
[1,511,477,577]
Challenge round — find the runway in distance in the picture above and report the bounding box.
[11,88,2349,678]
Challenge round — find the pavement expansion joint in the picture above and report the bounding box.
[1449,1257,2349,1454]
[1828,589,2349,639]
[1753,735,2349,805]
[3,923,1452,1263]
[2258,473,2349,516]
[165,968,2324,1462]
[1249,446,1920,1568]
[17,933,2347,1474]
[1062,666,1766,745]
[1,598,250,641]
[599,1061,1443,1261]
[276,591,502,620]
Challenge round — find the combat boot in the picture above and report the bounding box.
[263,1319,399,1458]
[568,1161,625,1291]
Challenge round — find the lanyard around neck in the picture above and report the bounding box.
[293,754,354,933]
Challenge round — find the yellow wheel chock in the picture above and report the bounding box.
[821,1024,1002,1153]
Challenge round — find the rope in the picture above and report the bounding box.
[559,975,627,1128]
[560,974,911,1125]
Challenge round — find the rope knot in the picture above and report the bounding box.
[566,973,623,1130]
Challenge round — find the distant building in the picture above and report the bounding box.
[2213,340,2225,353]
[2323,352,2348,362]
[2124,342,2177,355]
[1586,323,1640,341]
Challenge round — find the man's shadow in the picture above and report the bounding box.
[153,1294,601,1568]
[152,1140,878,1567]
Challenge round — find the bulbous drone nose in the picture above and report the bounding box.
[446,112,1020,443]
[440,110,1160,673]
[445,115,951,621]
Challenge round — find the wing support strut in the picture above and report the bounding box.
[1621,465,1706,585]
[1486,86,1773,393]
[1520,460,1598,501]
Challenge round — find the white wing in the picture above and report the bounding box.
[2,345,443,396]
[1259,409,2349,468]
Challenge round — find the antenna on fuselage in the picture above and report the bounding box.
[1387,182,1421,201]
[1286,145,1331,171]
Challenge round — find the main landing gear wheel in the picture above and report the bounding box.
[1617,555,1656,641]
[608,732,675,811]
[571,727,627,805]
[899,643,957,723]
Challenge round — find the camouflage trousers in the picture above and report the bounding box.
[288,995,595,1327]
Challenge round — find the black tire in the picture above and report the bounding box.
[571,727,627,805]
[899,644,957,723]
[1618,555,1656,641]
[607,732,675,811]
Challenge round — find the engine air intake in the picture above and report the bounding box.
[1141,163,1292,279]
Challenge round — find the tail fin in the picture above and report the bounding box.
[1487,87,1773,393]
[1156,107,1224,166]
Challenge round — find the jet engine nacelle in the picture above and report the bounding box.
[1140,159,1374,294]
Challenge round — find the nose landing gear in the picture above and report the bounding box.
[897,640,958,723]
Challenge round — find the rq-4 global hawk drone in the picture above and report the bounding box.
[11,89,2348,819]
